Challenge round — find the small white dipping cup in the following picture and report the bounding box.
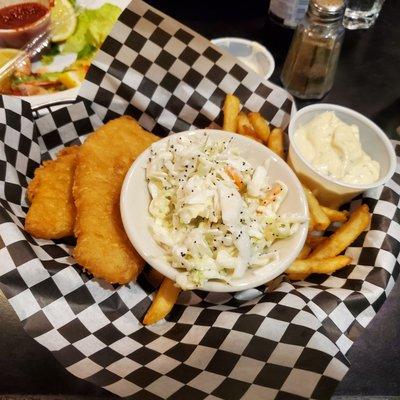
[211,37,275,80]
[288,104,397,209]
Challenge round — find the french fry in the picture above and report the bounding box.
[287,272,310,281]
[303,186,330,231]
[286,255,352,277]
[223,94,240,132]
[143,277,181,325]
[308,214,316,232]
[321,206,349,223]
[310,204,371,260]
[248,112,270,143]
[267,128,285,158]
[237,112,252,135]
[287,244,312,281]
[243,125,262,142]
[308,256,352,274]
[286,260,312,275]
[297,244,312,260]
[237,114,262,142]
[306,235,326,249]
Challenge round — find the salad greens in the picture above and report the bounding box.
[3,1,121,95]
[63,3,121,57]
[41,43,61,65]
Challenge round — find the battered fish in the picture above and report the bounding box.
[25,146,79,239]
[73,116,158,284]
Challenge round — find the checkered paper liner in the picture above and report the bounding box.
[1,1,400,399]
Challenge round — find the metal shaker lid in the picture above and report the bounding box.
[308,0,345,21]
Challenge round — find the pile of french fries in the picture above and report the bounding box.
[287,201,370,280]
[220,93,372,281]
[142,93,371,325]
[223,94,285,158]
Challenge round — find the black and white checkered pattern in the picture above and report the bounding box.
[77,0,293,137]
[0,0,399,398]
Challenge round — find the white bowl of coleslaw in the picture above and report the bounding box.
[121,129,308,292]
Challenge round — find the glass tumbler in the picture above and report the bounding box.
[343,0,385,30]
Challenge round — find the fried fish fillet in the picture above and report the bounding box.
[73,116,158,284]
[25,146,79,239]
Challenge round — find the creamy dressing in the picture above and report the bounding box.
[146,133,303,289]
[294,112,380,185]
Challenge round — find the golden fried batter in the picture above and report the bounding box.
[25,146,79,239]
[73,116,158,284]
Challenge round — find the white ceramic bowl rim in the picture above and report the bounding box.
[288,103,397,191]
[211,37,275,80]
[121,129,308,292]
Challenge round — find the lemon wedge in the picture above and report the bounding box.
[0,49,25,69]
[51,0,77,42]
[0,49,30,83]
[59,71,81,88]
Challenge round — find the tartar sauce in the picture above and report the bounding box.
[294,112,380,185]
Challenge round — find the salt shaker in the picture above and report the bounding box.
[268,0,310,28]
[281,0,345,99]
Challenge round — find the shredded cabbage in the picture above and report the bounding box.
[146,133,304,289]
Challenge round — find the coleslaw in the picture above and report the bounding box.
[146,133,304,290]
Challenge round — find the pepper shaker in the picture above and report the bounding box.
[281,0,346,99]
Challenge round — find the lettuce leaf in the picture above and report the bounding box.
[41,43,61,65]
[77,44,96,59]
[63,3,121,57]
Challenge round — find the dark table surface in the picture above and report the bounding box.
[1,0,400,398]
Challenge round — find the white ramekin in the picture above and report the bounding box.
[211,37,275,80]
[288,104,397,208]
